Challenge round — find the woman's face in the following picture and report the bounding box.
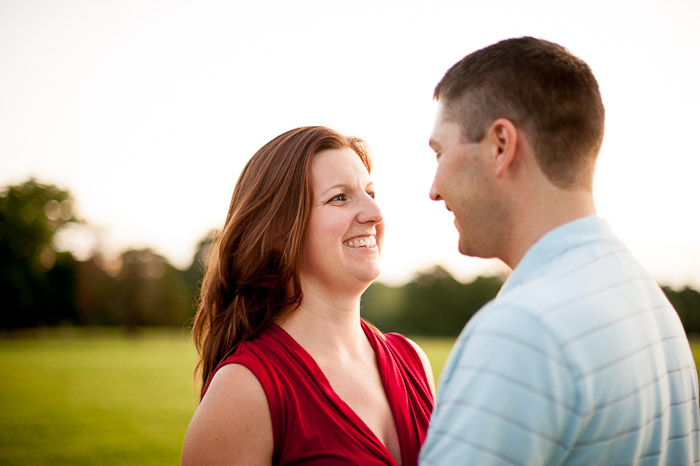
[299,147,384,294]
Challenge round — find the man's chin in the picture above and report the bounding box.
[458,239,486,259]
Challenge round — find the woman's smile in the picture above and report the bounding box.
[343,235,377,248]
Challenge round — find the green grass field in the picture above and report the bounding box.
[0,330,697,465]
[0,328,199,465]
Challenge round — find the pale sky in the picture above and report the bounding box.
[1,0,699,288]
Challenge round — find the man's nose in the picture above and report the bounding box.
[430,180,442,201]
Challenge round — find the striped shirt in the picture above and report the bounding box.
[420,216,699,465]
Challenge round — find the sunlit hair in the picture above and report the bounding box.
[435,36,605,190]
[192,126,371,398]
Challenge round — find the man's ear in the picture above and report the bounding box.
[487,118,518,177]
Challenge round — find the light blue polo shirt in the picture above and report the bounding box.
[420,216,699,465]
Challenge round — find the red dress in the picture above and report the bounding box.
[203,320,434,465]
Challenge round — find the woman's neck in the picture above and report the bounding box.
[275,281,370,362]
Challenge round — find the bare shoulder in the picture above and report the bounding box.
[403,337,436,398]
[181,364,273,465]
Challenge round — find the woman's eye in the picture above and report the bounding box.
[367,190,376,199]
[329,194,347,202]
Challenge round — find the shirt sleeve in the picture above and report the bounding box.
[419,303,580,466]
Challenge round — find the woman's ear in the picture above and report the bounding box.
[488,118,518,177]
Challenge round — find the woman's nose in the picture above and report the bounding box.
[357,193,383,225]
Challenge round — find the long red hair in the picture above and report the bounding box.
[192,126,371,397]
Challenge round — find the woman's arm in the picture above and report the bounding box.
[405,337,436,399]
[182,364,274,465]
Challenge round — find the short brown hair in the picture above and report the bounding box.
[192,126,371,397]
[434,37,605,189]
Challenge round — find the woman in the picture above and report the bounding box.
[182,126,435,466]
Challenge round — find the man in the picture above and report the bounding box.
[420,37,699,465]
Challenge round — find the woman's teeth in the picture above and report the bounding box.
[343,236,377,248]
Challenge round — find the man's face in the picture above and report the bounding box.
[428,103,502,258]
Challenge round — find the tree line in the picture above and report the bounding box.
[2,179,699,335]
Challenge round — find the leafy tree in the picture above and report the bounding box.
[361,281,403,331]
[0,179,80,328]
[182,229,219,320]
[362,266,503,336]
[663,286,700,334]
[73,254,119,325]
[111,249,193,329]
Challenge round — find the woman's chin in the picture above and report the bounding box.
[357,266,382,287]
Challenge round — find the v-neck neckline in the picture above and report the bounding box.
[270,321,403,466]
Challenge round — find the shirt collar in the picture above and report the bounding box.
[498,216,614,296]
